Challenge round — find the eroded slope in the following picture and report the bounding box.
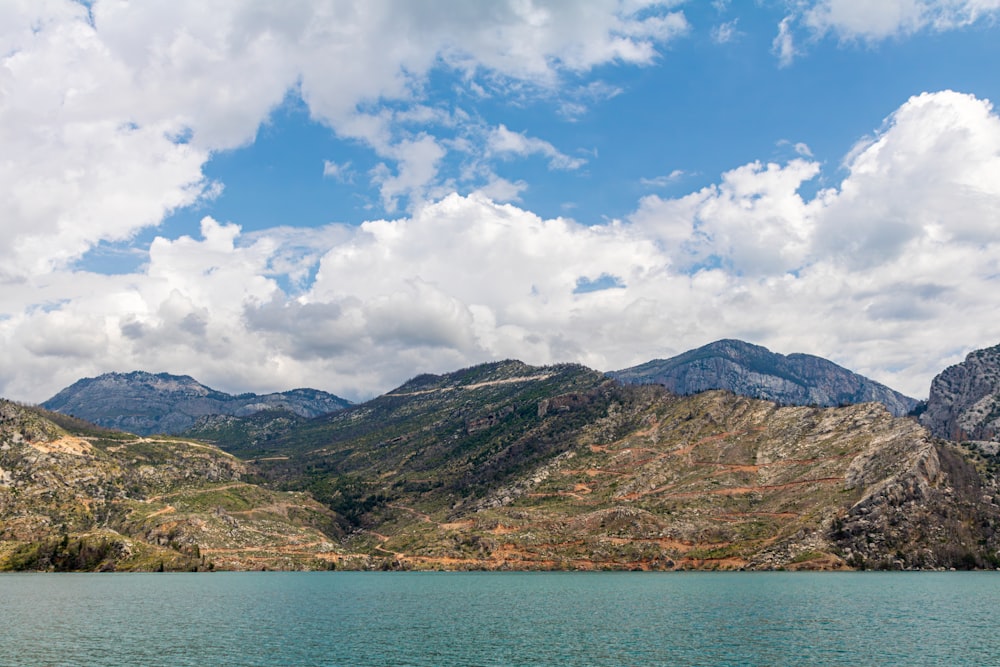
[0,401,343,571]
[313,387,999,570]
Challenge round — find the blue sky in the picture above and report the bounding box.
[142,1,1000,235]
[4,1,1000,403]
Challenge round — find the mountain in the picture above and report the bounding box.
[608,339,919,417]
[0,400,346,571]
[922,343,1000,444]
[41,371,351,435]
[19,357,1000,571]
[228,360,999,571]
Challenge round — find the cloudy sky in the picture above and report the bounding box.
[3,0,1000,404]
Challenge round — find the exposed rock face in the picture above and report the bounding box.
[921,344,1000,443]
[608,339,919,417]
[833,438,1000,569]
[42,371,351,435]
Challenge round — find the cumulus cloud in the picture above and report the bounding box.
[0,0,686,280]
[632,158,821,275]
[3,90,1000,404]
[816,91,1000,267]
[3,5,1000,407]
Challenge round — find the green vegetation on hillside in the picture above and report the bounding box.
[0,400,343,571]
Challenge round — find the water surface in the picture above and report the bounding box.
[1,572,996,666]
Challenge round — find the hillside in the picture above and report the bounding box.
[16,356,1000,571]
[243,361,614,516]
[608,339,919,417]
[42,371,351,435]
[0,400,345,571]
[219,361,1000,571]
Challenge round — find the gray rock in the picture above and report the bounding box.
[609,339,919,417]
[41,371,351,435]
[921,343,1000,442]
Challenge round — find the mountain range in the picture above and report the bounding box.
[41,371,351,436]
[40,340,920,435]
[6,339,1000,571]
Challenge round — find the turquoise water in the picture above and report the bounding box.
[1,572,998,666]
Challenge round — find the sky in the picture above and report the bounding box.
[3,0,1000,404]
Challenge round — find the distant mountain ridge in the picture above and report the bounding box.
[41,371,351,436]
[922,343,1000,443]
[608,339,919,417]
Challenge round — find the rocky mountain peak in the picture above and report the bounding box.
[608,339,919,417]
[921,343,1000,443]
[41,371,351,436]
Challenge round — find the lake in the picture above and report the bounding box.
[0,571,997,666]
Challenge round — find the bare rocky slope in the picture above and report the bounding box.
[922,343,1000,445]
[41,371,350,436]
[0,400,344,571]
[609,339,919,417]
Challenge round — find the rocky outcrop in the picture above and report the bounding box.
[608,339,919,417]
[831,439,1000,569]
[921,344,1000,443]
[42,371,351,435]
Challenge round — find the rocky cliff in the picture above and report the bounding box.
[921,343,1000,444]
[609,339,919,417]
[42,371,350,435]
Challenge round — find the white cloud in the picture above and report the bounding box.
[370,134,447,211]
[771,1,1000,64]
[798,0,1000,41]
[777,140,815,157]
[323,160,353,181]
[5,91,1000,404]
[633,158,821,276]
[641,170,687,187]
[3,4,1000,409]
[815,91,1000,267]
[0,0,686,281]
[804,0,927,39]
[487,125,587,170]
[557,81,625,120]
[794,142,814,157]
[712,20,740,44]
[473,176,529,203]
[772,16,799,67]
